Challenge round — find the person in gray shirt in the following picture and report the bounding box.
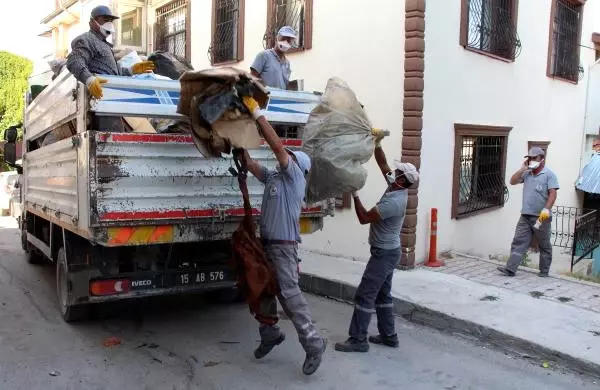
[239,95,326,376]
[250,26,297,89]
[498,147,559,277]
[335,135,419,353]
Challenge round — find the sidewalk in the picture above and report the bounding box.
[297,249,600,378]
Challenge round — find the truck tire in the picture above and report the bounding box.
[22,229,43,264]
[56,247,88,322]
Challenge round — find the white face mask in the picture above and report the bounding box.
[276,40,292,52]
[386,171,401,184]
[96,20,115,37]
[528,160,542,170]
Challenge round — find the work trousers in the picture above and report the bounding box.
[259,243,323,354]
[506,215,552,273]
[349,246,401,341]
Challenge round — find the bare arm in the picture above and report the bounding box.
[510,160,529,185]
[545,189,557,210]
[374,146,392,181]
[256,116,289,169]
[352,194,382,225]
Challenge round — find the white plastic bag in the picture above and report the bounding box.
[118,50,143,70]
[302,77,374,203]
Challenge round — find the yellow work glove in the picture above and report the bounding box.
[371,128,385,148]
[242,96,263,120]
[538,208,551,222]
[131,61,156,75]
[86,76,108,99]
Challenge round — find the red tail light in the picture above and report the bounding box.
[90,279,131,296]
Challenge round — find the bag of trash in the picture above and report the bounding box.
[302,77,375,203]
[148,50,194,80]
[118,50,143,70]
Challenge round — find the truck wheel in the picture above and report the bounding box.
[56,247,88,322]
[22,229,42,264]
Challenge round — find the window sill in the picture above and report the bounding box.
[453,204,504,220]
[546,74,578,85]
[212,59,243,67]
[463,46,514,63]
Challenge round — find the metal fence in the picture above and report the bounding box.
[264,0,307,49]
[550,206,581,249]
[550,0,583,82]
[465,0,521,60]
[155,0,188,60]
[209,0,241,64]
[571,209,600,271]
[456,135,508,217]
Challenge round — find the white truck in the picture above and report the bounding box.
[3,71,333,321]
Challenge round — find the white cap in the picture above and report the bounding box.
[394,161,419,183]
[278,26,298,39]
[288,150,311,176]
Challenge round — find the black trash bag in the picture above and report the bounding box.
[148,50,194,80]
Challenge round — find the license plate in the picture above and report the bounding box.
[175,270,228,286]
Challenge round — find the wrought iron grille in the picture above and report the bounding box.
[466,0,521,60]
[264,0,307,49]
[550,206,582,249]
[209,0,241,64]
[121,9,142,47]
[456,136,508,217]
[550,0,582,82]
[571,209,600,271]
[155,0,188,60]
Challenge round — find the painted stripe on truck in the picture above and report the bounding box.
[96,133,303,147]
[108,225,174,245]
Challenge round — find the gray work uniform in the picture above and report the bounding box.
[250,49,291,89]
[349,189,408,341]
[506,167,560,273]
[256,156,323,354]
[66,30,131,132]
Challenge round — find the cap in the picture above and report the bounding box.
[394,161,419,183]
[525,146,545,158]
[91,5,119,20]
[277,26,298,39]
[287,149,311,175]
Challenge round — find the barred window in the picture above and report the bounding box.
[120,6,143,47]
[155,0,189,60]
[452,124,511,219]
[548,0,584,82]
[460,0,521,60]
[264,0,313,50]
[209,0,244,65]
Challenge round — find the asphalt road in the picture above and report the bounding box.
[0,217,597,390]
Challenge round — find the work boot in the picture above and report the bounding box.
[254,332,285,359]
[538,272,549,278]
[334,337,369,353]
[497,266,515,277]
[368,334,399,348]
[302,339,327,376]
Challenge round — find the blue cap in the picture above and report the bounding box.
[91,5,119,20]
[277,26,297,39]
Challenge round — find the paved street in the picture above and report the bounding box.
[0,217,597,390]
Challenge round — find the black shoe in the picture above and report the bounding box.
[368,334,399,348]
[303,339,327,376]
[334,337,369,353]
[497,266,515,277]
[538,272,549,278]
[254,332,285,359]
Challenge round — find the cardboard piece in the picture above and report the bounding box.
[124,117,157,133]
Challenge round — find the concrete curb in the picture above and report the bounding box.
[299,272,600,379]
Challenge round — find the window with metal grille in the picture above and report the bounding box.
[155,0,189,60]
[460,0,521,60]
[548,0,584,82]
[452,124,511,219]
[209,0,244,65]
[120,6,143,47]
[264,0,313,50]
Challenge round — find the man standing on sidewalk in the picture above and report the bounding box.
[335,136,418,353]
[498,147,559,277]
[238,96,326,375]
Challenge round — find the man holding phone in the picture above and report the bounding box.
[498,147,559,277]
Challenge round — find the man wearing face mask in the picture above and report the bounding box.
[335,135,418,353]
[250,26,297,89]
[66,5,155,101]
[498,147,559,277]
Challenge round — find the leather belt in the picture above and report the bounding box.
[261,239,297,246]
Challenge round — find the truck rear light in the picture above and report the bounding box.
[90,279,131,296]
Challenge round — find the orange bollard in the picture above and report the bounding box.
[425,208,444,267]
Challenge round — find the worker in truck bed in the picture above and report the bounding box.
[238,96,327,376]
[66,5,155,132]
